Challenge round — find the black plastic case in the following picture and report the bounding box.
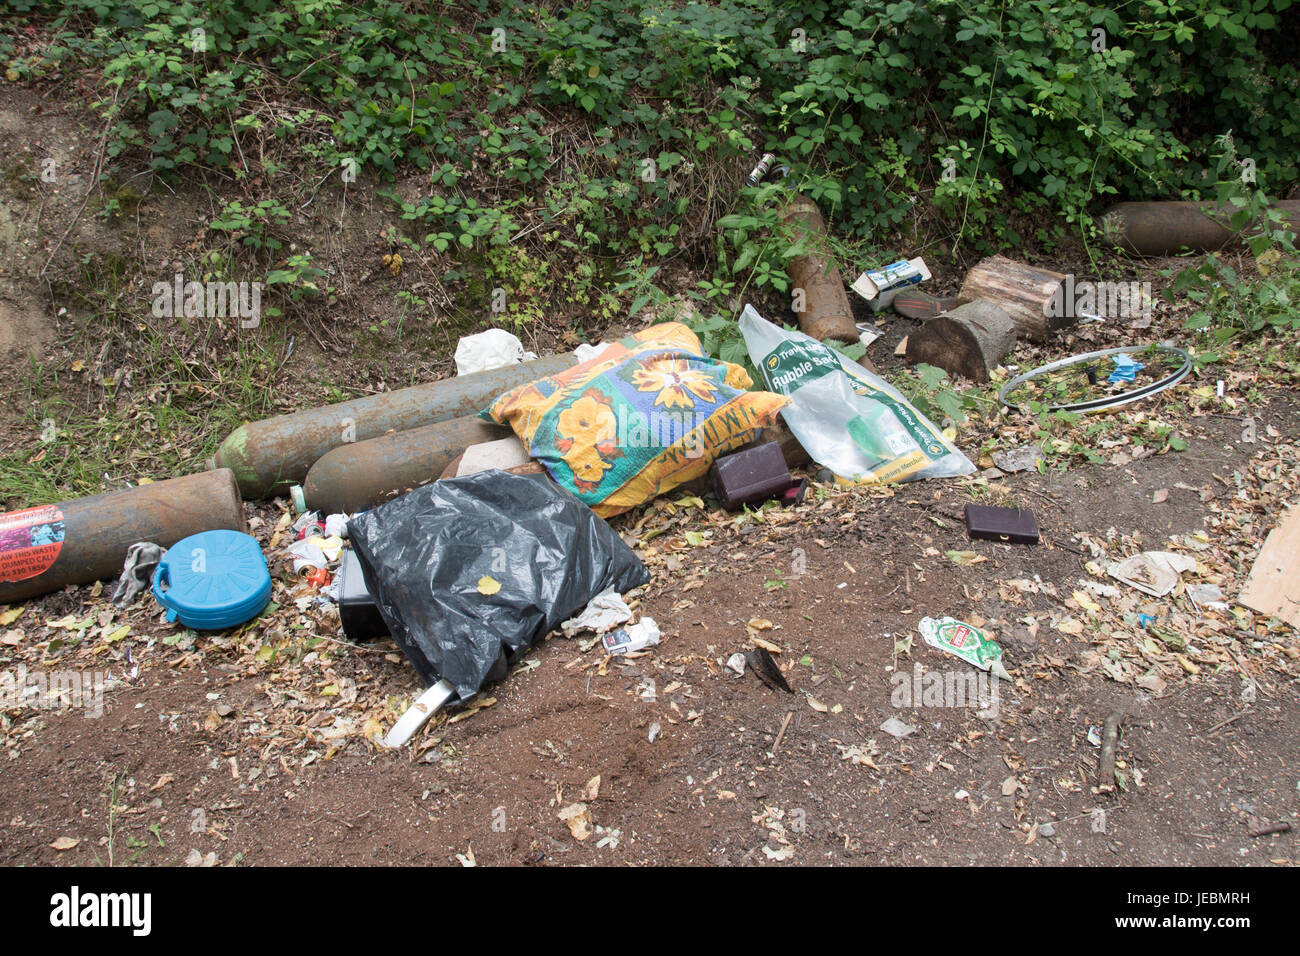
[710,442,793,510]
[964,504,1040,544]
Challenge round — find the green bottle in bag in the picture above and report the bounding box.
[847,402,917,462]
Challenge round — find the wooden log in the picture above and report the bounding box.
[957,255,1068,342]
[904,300,1016,383]
[1097,711,1125,792]
[782,194,859,344]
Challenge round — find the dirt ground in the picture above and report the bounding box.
[1,80,1298,869]
[3,397,1297,867]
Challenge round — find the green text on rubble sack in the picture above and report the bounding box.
[761,340,839,394]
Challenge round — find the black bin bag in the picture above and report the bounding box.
[349,470,649,702]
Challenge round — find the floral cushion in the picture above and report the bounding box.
[481,322,788,516]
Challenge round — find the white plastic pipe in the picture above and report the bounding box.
[381,679,456,749]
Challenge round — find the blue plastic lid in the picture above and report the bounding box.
[152,530,271,630]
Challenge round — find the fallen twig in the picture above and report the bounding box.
[1249,822,1292,838]
[772,711,793,755]
[1203,708,1250,736]
[1097,710,1124,791]
[39,86,119,279]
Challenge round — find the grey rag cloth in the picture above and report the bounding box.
[111,542,163,608]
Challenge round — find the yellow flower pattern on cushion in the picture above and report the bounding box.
[481,322,789,515]
[554,389,621,492]
[632,360,721,410]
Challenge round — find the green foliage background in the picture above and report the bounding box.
[5,0,1297,257]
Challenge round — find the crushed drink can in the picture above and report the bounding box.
[919,616,1011,680]
[745,152,778,187]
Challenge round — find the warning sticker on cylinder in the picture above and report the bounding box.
[0,505,65,583]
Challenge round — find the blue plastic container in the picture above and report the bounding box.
[152,530,271,630]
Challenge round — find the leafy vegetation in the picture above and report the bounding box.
[2,1,1298,506]
[7,0,1297,261]
[1164,136,1300,346]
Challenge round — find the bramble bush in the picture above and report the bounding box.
[1164,136,1300,347]
[9,1,1298,246]
[4,0,1297,327]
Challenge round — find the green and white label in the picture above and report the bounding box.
[759,338,841,394]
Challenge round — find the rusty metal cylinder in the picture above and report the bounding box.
[0,469,246,604]
[212,354,578,499]
[1101,200,1300,256]
[301,416,510,514]
[782,194,859,343]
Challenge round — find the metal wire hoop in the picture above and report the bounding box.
[998,344,1193,413]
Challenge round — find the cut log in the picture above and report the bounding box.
[782,193,859,343]
[957,256,1068,342]
[904,300,1016,383]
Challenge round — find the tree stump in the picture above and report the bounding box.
[957,256,1068,342]
[904,300,1016,383]
[782,193,859,344]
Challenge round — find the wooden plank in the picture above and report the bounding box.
[1239,504,1300,627]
